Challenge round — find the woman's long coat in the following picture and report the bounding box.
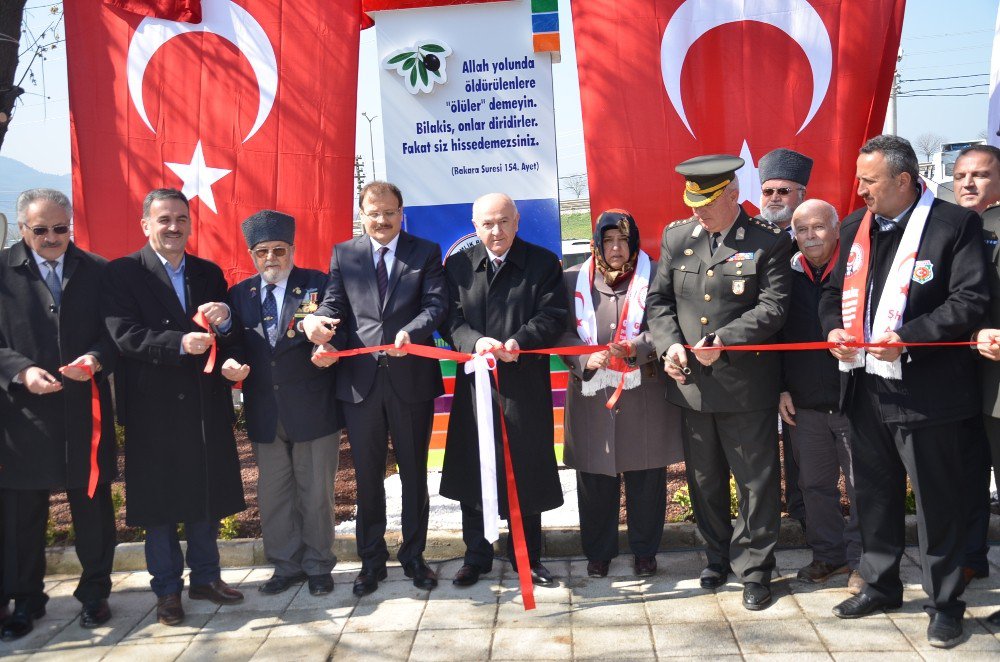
[559,264,683,476]
[102,245,245,527]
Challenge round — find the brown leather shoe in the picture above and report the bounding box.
[796,560,849,583]
[634,555,657,577]
[156,593,184,626]
[188,579,244,605]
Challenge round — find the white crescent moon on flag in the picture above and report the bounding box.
[661,0,833,137]
[126,0,278,144]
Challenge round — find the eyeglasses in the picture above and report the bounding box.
[252,246,291,259]
[761,187,804,197]
[25,224,70,236]
[362,209,401,221]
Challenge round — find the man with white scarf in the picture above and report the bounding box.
[819,135,989,649]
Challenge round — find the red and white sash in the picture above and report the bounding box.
[840,185,934,379]
[574,250,650,396]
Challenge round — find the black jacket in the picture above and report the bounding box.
[779,254,840,411]
[819,198,988,426]
[0,241,118,490]
[225,266,342,444]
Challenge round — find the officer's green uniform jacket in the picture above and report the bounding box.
[646,207,792,412]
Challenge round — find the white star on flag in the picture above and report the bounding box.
[165,141,231,213]
[735,140,761,207]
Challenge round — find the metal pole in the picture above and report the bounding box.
[362,112,378,181]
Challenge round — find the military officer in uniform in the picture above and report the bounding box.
[647,155,793,611]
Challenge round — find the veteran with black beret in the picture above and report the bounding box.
[220,209,344,598]
[646,154,793,611]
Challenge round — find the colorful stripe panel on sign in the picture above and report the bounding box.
[531,0,560,56]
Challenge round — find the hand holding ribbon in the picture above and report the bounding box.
[191,310,217,373]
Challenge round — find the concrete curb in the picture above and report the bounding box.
[45,514,1000,575]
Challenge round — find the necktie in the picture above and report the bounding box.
[45,260,62,307]
[493,258,503,275]
[262,284,278,347]
[376,246,389,304]
[711,232,722,254]
[876,215,897,232]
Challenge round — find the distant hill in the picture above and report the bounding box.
[0,156,72,248]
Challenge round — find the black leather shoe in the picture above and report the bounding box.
[0,603,45,642]
[700,564,729,589]
[259,573,307,595]
[587,560,610,578]
[352,567,388,597]
[80,599,112,628]
[634,555,657,578]
[832,593,902,619]
[453,564,489,587]
[403,557,438,590]
[742,582,771,611]
[530,563,557,586]
[927,613,963,649]
[307,574,334,596]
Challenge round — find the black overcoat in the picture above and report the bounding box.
[0,240,117,490]
[439,237,568,516]
[101,245,245,526]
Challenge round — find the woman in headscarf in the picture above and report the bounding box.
[560,209,683,578]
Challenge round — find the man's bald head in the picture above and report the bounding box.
[791,199,839,268]
[472,193,520,256]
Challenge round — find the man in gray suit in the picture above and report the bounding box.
[222,210,343,597]
[646,155,792,611]
[303,181,447,597]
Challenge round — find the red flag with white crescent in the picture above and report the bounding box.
[65,0,361,283]
[571,0,906,258]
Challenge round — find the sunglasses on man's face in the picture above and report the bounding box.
[25,224,70,236]
[761,187,802,197]
[252,246,290,259]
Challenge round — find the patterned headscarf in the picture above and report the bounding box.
[591,209,640,286]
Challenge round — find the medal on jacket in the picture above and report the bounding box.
[732,279,745,295]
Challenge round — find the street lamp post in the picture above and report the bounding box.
[362,112,378,181]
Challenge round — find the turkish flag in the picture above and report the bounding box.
[65,0,361,283]
[572,0,906,257]
[105,0,202,23]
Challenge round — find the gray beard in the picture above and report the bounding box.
[260,266,292,284]
[760,206,793,227]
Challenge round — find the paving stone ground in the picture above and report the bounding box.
[5,546,1000,661]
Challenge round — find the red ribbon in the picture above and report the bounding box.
[192,311,217,374]
[686,340,978,352]
[59,361,101,499]
[489,367,536,611]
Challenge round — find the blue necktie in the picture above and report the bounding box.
[45,260,62,307]
[376,246,389,305]
[262,284,278,347]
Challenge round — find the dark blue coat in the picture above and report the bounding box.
[226,266,343,444]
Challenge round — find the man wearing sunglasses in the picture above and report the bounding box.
[0,188,119,640]
[303,181,447,597]
[756,147,814,542]
[220,210,342,598]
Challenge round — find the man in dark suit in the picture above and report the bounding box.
[0,188,118,640]
[303,181,447,597]
[646,155,792,611]
[439,192,568,588]
[819,135,988,649]
[102,189,246,626]
[222,210,343,597]
[953,145,1000,589]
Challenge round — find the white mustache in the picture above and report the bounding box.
[801,240,825,248]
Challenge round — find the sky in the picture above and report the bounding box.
[3,0,997,181]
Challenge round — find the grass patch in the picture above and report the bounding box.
[561,212,592,240]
